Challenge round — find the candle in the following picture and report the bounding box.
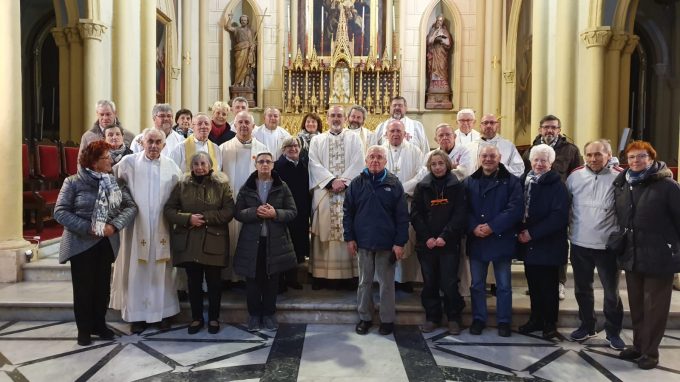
[321,6,324,33]
[392,4,396,32]
[361,6,365,34]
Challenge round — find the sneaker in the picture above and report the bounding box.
[355,320,372,335]
[498,323,511,337]
[420,321,438,333]
[378,322,394,335]
[447,320,461,335]
[262,315,279,331]
[469,320,485,335]
[558,283,566,300]
[518,320,543,334]
[619,348,642,360]
[637,355,658,370]
[247,316,261,332]
[570,327,596,341]
[607,334,626,350]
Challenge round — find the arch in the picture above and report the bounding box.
[634,16,668,67]
[612,0,640,33]
[418,0,462,110]
[220,0,264,106]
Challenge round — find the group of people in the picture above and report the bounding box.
[53,96,679,371]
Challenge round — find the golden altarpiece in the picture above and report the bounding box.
[280,8,399,133]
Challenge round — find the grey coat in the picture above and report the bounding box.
[54,169,138,263]
[164,171,235,267]
[233,171,297,277]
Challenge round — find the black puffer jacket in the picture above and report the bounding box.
[233,171,298,277]
[522,135,582,182]
[613,161,680,274]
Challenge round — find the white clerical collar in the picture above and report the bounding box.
[237,138,252,146]
[143,154,161,163]
[329,129,343,136]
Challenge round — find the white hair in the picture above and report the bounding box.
[457,108,476,120]
[141,127,166,144]
[365,145,387,159]
[529,144,556,164]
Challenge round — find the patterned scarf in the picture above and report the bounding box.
[625,164,653,185]
[110,145,128,164]
[523,171,542,222]
[85,168,122,236]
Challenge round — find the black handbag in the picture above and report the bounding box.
[606,228,627,256]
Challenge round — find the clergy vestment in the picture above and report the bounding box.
[374,116,430,155]
[252,125,291,160]
[130,130,186,156]
[346,126,376,154]
[465,136,525,177]
[220,137,268,281]
[169,135,222,173]
[308,130,365,279]
[454,128,480,147]
[110,152,182,323]
[383,140,425,283]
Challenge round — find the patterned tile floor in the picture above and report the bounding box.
[0,321,678,381]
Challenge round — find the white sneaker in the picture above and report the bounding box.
[558,283,566,300]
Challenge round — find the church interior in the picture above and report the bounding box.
[0,0,679,380]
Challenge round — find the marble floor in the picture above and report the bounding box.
[0,320,678,382]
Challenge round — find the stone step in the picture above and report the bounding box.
[1,280,679,329]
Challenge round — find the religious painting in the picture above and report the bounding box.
[313,0,376,57]
[156,17,167,104]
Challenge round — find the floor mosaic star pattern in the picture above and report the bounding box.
[0,321,678,381]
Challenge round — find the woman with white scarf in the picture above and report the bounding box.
[104,125,133,165]
[54,141,137,346]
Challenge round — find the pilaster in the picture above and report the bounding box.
[51,28,71,141]
[577,27,612,146]
[112,0,141,134]
[602,32,628,144]
[65,26,84,139]
[530,0,549,136]
[554,0,577,138]
[618,35,639,146]
[79,19,107,134]
[181,0,192,107]
[198,0,208,110]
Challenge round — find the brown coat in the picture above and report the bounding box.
[164,171,235,267]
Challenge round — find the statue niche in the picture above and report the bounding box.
[224,12,257,107]
[425,14,453,109]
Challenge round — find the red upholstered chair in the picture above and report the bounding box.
[28,139,62,232]
[60,141,79,177]
[22,142,47,232]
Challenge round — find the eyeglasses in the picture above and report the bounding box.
[155,114,173,119]
[540,125,560,130]
[480,121,497,125]
[329,113,344,117]
[256,159,273,165]
[627,153,649,161]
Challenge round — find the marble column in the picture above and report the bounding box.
[385,0,393,59]
[198,0,208,110]
[501,71,515,140]
[78,19,107,135]
[529,0,549,136]
[0,0,31,282]
[618,35,639,146]
[112,0,141,134]
[51,28,71,141]
[553,0,577,137]
[141,0,156,125]
[290,0,298,59]
[181,0,192,107]
[482,1,502,116]
[65,26,84,141]
[579,27,611,146]
[603,32,627,144]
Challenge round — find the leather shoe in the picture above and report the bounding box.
[355,320,372,335]
[420,321,438,333]
[542,324,559,339]
[469,320,485,335]
[379,322,394,335]
[158,318,172,331]
[208,320,220,334]
[77,332,92,346]
[518,320,543,334]
[187,320,204,335]
[637,355,658,370]
[93,326,115,340]
[447,320,461,335]
[619,348,642,360]
[498,322,511,337]
[130,321,147,334]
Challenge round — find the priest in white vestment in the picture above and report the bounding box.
[110,128,182,333]
[382,120,425,290]
[374,97,430,155]
[131,103,186,155]
[454,108,481,147]
[346,105,376,154]
[169,113,222,172]
[308,105,365,289]
[252,107,291,159]
[465,114,525,177]
[220,111,268,282]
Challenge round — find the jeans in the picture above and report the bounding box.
[184,262,222,321]
[357,249,396,323]
[418,250,465,323]
[470,257,512,324]
[570,244,623,335]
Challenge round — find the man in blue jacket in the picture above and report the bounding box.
[344,145,410,336]
[465,145,524,337]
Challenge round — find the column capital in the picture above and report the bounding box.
[50,28,68,47]
[78,19,107,41]
[580,27,612,48]
[503,71,515,84]
[171,67,181,80]
[608,32,628,51]
[64,26,82,44]
[623,35,640,55]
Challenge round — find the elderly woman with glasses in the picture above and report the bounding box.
[234,151,298,332]
[54,141,138,346]
[613,141,680,370]
[517,144,569,340]
[164,152,235,335]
